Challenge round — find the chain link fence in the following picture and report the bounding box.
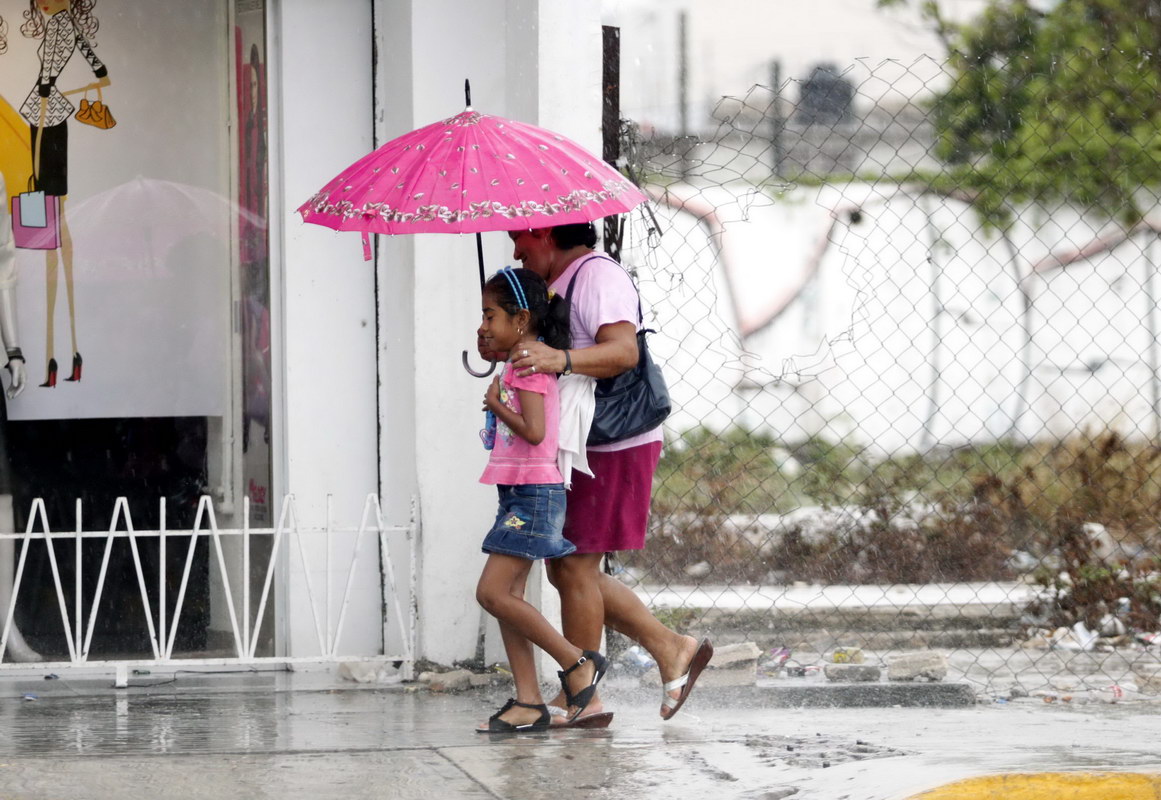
[613,53,1161,696]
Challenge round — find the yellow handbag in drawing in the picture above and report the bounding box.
[75,87,116,130]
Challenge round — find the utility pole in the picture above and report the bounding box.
[769,59,785,181]
[678,10,689,178]
[678,10,689,139]
[602,25,623,260]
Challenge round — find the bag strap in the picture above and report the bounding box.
[562,253,644,328]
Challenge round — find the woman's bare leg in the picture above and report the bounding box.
[547,553,699,717]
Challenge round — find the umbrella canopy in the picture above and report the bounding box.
[68,176,265,277]
[298,109,647,235]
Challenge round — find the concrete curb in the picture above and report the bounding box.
[598,681,978,709]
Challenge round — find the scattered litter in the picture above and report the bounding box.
[830,647,864,664]
[619,645,656,674]
[337,661,403,685]
[759,647,792,676]
[1093,684,1126,703]
[1048,622,1099,652]
[784,664,821,678]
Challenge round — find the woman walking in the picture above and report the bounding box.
[484,222,713,724]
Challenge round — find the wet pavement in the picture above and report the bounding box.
[0,672,1159,799]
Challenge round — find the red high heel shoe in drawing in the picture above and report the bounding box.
[64,352,82,382]
[40,358,58,388]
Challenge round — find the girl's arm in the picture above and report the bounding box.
[484,379,547,445]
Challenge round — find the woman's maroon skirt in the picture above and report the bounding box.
[561,441,662,554]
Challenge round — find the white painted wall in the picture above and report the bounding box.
[375,0,603,665]
[273,0,382,657]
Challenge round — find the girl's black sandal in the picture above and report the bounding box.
[557,650,609,720]
[477,698,550,733]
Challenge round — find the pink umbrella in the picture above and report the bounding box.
[298,83,649,375]
[298,110,647,238]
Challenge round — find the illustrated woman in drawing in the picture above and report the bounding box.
[20,0,109,387]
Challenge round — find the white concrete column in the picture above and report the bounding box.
[375,0,604,667]
[273,0,381,656]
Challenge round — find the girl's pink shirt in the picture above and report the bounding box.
[479,363,564,485]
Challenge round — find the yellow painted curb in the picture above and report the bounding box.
[909,772,1161,800]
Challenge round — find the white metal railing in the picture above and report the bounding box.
[0,494,415,678]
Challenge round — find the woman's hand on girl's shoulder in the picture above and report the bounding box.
[511,341,564,378]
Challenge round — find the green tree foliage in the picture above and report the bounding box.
[882,0,1161,223]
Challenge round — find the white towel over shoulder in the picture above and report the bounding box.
[557,373,596,489]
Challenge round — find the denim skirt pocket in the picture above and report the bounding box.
[482,484,575,560]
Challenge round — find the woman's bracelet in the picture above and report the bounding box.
[6,347,24,363]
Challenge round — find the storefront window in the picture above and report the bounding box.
[0,0,272,660]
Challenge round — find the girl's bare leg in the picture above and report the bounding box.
[476,554,595,725]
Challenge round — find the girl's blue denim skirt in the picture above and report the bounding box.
[482,483,576,561]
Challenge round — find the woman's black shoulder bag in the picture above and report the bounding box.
[564,255,671,446]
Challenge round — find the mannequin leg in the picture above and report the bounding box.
[44,249,58,368]
[60,200,78,356]
[0,495,42,662]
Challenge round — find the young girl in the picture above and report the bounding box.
[474,267,607,733]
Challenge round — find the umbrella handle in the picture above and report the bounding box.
[462,349,497,378]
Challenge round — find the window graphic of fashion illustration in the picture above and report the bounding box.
[9,0,113,389]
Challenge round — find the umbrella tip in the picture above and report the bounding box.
[464,78,472,108]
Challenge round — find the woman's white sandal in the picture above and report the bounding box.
[661,638,714,720]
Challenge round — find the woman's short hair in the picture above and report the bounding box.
[550,222,598,250]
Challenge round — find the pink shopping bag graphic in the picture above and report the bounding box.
[10,192,61,250]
